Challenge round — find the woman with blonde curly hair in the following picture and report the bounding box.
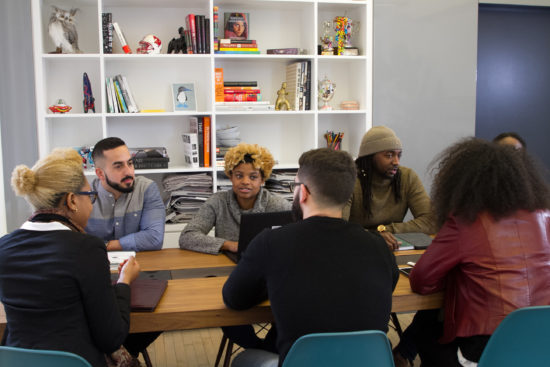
[179,142,290,254]
[0,148,140,367]
[179,143,290,351]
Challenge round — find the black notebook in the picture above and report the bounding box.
[112,278,168,312]
[393,232,432,250]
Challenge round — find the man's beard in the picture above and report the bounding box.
[291,191,304,221]
[105,173,134,193]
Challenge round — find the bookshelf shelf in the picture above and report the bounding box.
[32,0,372,193]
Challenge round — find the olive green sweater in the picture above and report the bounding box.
[342,166,436,234]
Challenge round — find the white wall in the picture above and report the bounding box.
[373,0,479,193]
[0,0,39,231]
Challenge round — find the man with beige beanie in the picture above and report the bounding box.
[343,126,435,250]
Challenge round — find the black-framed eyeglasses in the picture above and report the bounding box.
[76,191,98,204]
[288,181,308,192]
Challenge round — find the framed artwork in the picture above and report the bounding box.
[172,83,197,111]
[224,12,249,40]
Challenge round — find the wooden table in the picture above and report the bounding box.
[1,248,441,337]
[129,274,443,333]
[136,248,235,278]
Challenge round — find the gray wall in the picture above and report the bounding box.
[0,0,480,231]
[0,0,39,231]
[374,0,478,193]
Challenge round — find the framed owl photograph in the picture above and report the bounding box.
[171,83,197,112]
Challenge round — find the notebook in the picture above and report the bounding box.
[129,279,168,312]
[225,210,295,263]
[394,232,433,250]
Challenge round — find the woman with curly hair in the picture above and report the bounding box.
[0,148,140,367]
[179,143,290,351]
[399,138,550,367]
[179,142,290,254]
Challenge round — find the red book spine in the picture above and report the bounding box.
[186,14,197,53]
[224,94,259,102]
[203,116,211,167]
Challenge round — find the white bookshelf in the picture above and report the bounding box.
[31,0,372,191]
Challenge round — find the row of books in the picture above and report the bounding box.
[106,75,139,113]
[185,14,211,54]
[102,13,210,54]
[182,116,212,168]
[285,60,312,111]
[215,39,260,54]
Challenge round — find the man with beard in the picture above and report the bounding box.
[223,148,399,367]
[343,126,435,250]
[86,137,165,252]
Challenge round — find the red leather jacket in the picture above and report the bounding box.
[410,210,550,343]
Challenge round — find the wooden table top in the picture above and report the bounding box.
[136,248,234,271]
[128,274,444,333]
[1,248,439,336]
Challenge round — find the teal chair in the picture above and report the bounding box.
[478,305,550,367]
[282,330,395,367]
[0,346,92,367]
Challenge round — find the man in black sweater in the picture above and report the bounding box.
[222,148,399,367]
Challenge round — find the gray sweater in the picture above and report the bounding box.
[179,188,291,254]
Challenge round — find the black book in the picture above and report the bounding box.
[196,15,204,54]
[224,81,257,87]
[200,15,207,54]
[205,18,210,54]
[190,116,205,167]
[102,13,112,54]
[305,60,311,110]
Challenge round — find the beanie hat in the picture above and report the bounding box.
[358,126,402,158]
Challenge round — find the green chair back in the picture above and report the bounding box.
[478,305,550,367]
[282,330,395,367]
[0,346,92,367]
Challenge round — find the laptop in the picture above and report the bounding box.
[225,210,295,263]
[393,232,433,250]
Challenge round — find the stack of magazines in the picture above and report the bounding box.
[265,171,297,202]
[163,173,212,223]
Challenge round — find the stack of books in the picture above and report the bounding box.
[216,39,259,54]
[223,81,261,102]
[285,60,312,111]
[106,74,139,113]
[214,71,274,111]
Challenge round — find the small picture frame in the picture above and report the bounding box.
[172,83,197,112]
[224,12,249,40]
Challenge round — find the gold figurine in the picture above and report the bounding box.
[275,82,291,111]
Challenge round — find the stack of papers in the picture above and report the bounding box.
[163,173,213,223]
[108,251,136,271]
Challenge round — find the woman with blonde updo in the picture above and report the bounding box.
[0,148,140,367]
[179,143,290,351]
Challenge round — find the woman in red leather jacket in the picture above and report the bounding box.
[404,138,550,366]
